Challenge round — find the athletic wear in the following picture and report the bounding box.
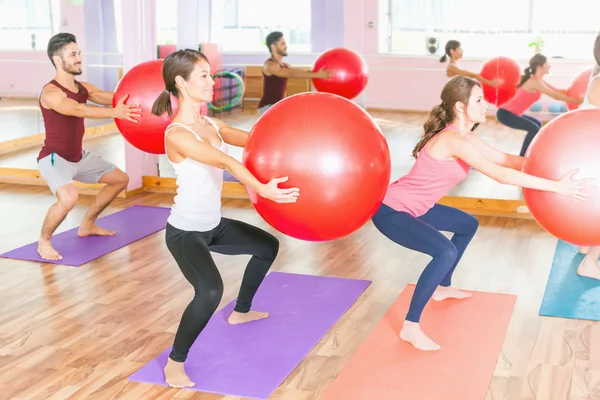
[163,120,279,363]
[372,203,478,322]
[499,87,541,117]
[581,67,600,109]
[164,118,226,233]
[37,150,116,194]
[257,58,288,109]
[166,219,278,362]
[38,80,88,163]
[382,124,470,217]
[496,109,542,156]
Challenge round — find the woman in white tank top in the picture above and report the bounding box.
[576,34,600,280]
[149,49,299,388]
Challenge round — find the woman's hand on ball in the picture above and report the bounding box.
[260,176,300,203]
[556,169,595,200]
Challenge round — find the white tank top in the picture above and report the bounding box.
[164,116,228,232]
[580,66,600,109]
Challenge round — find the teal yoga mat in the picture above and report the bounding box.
[539,240,600,321]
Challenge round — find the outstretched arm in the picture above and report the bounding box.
[446,133,592,200]
[447,64,498,87]
[80,82,115,105]
[264,60,330,80]
[209,117,249,147]
[534,80,582,104]
[41,84,141,121]
[466,134,524,170]
[166,128,299,203]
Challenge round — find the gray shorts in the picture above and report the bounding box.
[38,150,117,195]
[257,104,273,116]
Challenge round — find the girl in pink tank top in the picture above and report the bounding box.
[496,54,583,156]
[372,76,594,352]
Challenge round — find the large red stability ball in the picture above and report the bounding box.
[522,108,600,246]
[242,92,391,242]
[112,59,178,154]
[312,48,368,100]
[566,68,593,111]
[480,56,522,106]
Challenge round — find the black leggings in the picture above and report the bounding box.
[496,108,542,156]
[165,218,279,362]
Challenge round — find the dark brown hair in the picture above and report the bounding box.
[594,32,600,66]
[47,32,77,67]
[412,76,481,158]
[151,49,209,118]
[439,40,460,63]
[517,53,547,88]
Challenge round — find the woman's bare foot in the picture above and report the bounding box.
[164,358,195,388]
[399,321,440,351]
[78,224,115,237]
[37,239,62,260]
[431,286,471,301]
[227,310,270,325]
[577,255,600,280]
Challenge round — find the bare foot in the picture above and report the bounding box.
[37,240,62,261]
[399,321,440,351]
[78,224,115,237]
[431,286,472,301]
[164,358,195,388]
[579,246,590,255]
[227,310,270,325]
[577,256,600,280]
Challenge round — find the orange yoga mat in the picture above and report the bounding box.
[322,284,516,400]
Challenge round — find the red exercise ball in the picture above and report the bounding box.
[242,92,391,242]
[480,56,522,106]
[566,68,593,111]
[113,59,178,154]
[522,108,600,246]
[312,48,368,100]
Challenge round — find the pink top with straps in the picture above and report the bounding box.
[500,87,541,116]
[382,124,471,217]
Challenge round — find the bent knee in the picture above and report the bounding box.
[435,243,458,266]
[261,234,279,260]
[56,185,78,210]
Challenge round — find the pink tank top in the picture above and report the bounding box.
[500,86,541,116]
[382,125,471,217]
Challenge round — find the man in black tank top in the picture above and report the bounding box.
[36,33,141,261]
[257,31,331,116]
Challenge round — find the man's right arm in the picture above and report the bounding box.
[41,85,141,122]
[264,61,330,80]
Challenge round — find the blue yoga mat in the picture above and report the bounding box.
[539,240,600,321]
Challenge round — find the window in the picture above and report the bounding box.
[384,0,599,60]
[0,0,60,50]
[212,0,311,52]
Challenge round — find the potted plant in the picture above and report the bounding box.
[528,35,545,54]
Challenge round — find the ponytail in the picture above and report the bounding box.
[412,105,451,158]
[439,54,448,63]
[517,66,533,88]
[151,90,173,117]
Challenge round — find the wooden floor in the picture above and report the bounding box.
[0,107,525,201]
[1,183,599,399]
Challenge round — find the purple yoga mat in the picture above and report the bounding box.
[129,271,371,399]
[0,205,170,267]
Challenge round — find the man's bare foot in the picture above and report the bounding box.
[164,358,195,388]
[577,256,600,280]
[579,246,591,255]
[78,224,115,237]
[37,240,62,261]
[227,310,270,325]
[399,321,440,351]
[431,286,472,301]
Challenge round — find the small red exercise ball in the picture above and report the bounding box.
[242,92,391,242]
[566,68,593,111]
[312,48,368,100]
[522,108,600,246]
[112,59,178,154]
[480,56,522,106]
